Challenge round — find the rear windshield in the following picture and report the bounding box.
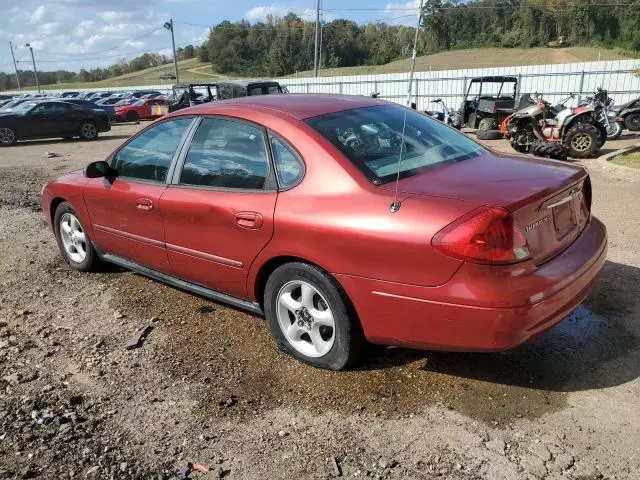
[306,105,486,184]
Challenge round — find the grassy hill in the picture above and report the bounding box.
[39,58,227,90]
[33,46,632,90]
[289,47,631,78]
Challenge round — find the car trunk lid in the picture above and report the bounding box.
[380,152,590,264]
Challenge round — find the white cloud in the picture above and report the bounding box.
[30,5,46,24]
[244,3,334,23]
[384,0,421,25]
[245,4,291,23]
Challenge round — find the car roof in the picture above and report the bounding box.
[218,80,280,87]
[470,76,518,83]
[178,94,386,120]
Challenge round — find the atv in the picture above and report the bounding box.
[452,76,518,139]
[500,93,603,159]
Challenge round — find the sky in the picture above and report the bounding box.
[0,0,421,73]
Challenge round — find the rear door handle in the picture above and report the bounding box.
[136,198,153,211]
[235,211,263,229]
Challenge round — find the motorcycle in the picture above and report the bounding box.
[499,93,602,160]
[425,98,459,128]
[583,88,621,141]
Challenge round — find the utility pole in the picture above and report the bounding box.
[164,19,180,83]
[25,43,40,93]
[314,0,320,77]
[8,41,21,91]
[406,0,424,107]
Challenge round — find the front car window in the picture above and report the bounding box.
[111,118,192,182]
[15,101,39,113]
[179,117,269,190]
[306,105,487,184]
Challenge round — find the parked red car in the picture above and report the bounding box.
[41,95,607,370]
[114,98,167,122]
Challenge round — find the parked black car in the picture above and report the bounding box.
[0,100,110,146]
[60,98,117,122]
[609,96,640,132]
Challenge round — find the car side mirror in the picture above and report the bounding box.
[85,160,114,178]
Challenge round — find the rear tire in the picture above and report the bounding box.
[563,123,599,158]
[53,202,98,272]
[531,139,568,160]
[624,113,640,131]
[264,262,364,370]
[0,127,17,146]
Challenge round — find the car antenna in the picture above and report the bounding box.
[390,0,424,214]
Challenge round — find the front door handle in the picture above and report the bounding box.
[235,211,263,229]
[136,198,153,211]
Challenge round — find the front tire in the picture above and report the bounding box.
[607,121,623,140]
[126,111,139,122]
[54,202,97,272]
[563,123,599,158]
[79,122,98,141]
[477,118,499,132]
[594,122,607,149]
[264,262,363,370]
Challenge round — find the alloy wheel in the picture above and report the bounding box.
[571,132,593,152]
[81,123,97,139]
[276,280,335,358]
[0,127,15,145]
[59,212,87,263]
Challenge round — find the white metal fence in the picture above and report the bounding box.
[280,59,640,111]
[32,58,640,111]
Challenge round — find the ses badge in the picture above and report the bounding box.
[525,215,551,233]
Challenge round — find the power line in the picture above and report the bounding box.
[34,27,163,59]
[16,37,208,65]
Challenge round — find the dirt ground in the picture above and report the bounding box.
[0,123,639,480]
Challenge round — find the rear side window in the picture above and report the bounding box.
[270,136,304,188]
[111,118,192,182]
[179,117,269,190]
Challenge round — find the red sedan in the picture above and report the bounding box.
[40,95,607,370]
[114,98,167,122]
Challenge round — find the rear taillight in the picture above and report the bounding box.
[432,206,530,264]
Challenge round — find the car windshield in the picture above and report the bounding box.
[306,105,487,183]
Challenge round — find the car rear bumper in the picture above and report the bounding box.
[336,216,607,351]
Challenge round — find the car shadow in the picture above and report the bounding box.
[14,135,133,147]
[361,260,640,393]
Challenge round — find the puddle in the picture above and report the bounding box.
[108,263,639,426]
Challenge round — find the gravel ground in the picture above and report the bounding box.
[0,124,639,480]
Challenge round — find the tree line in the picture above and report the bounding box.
[422,0,640,52]
[0,0,638,91]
